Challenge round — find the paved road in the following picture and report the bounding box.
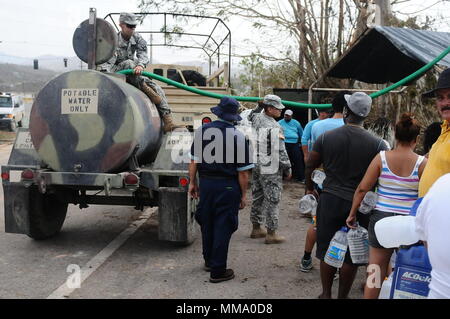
[0,142,365,299]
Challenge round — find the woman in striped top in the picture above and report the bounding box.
[346,113,427,299]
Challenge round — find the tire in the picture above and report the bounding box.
[18,120,23,127]
[168,70,206,86]
[8,120,17,132]
[27,187,68,240]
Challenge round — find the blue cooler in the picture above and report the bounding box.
[390,244,432,299]
[389,198,432,299]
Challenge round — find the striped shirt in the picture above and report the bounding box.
[375,151,425,215]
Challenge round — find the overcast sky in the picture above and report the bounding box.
[0,0,449,62]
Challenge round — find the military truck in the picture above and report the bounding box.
[1,10,235,244]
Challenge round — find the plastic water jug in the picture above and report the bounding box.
[311,169,326,185]
[374,215,419,248]
[379,273,393,299]
[390,245,432,299]
[359,191,377,214]
[324,227,349,268]
[298,194,317,215]
[347,224,369,264]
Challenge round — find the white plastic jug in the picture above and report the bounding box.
[374,215,420,248]
[379,273,393,299]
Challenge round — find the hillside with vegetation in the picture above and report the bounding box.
[0,63,59,95]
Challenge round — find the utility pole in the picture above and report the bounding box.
[374,0,393,118]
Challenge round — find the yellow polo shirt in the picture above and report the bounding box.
[419,121,450,197]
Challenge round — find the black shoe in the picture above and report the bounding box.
[209,269,235,283]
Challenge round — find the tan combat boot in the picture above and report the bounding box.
[141,82,162,105]
[162,114,179,133]
[250,224,267,239]
[265,230,285,244]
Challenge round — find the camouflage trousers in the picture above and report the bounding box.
[111,60,171,116]
[250,165,283,231]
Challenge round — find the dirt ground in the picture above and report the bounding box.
[0,130,16,143]
[227,179,366,299]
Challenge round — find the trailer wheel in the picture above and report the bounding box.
[8,120,17,132]
[28,188,68,240]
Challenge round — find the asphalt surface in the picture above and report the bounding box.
[0,103,366,299]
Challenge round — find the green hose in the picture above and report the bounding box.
[118,45,450,109]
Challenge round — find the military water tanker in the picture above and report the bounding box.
[1,10,198,243]
[30,70,163,173]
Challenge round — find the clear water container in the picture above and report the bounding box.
[298,194,317,215]
[359,191,378,214]
[311,169,326,185]
[324,227,349,268]
[347,224,369,264]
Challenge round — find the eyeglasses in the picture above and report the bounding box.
[126,24,136,29]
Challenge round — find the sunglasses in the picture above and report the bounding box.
[126,24,136,29]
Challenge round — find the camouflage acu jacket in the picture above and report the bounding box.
[249,108,291,172]
[101,32,149,72]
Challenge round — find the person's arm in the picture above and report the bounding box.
[188,160,199,199]
[418,157,428,179]
[302,145,309,163]
[305,150,322,195]
[238,170,249,209]
[301,122,312,162]
[346,154,381,228]
[278,132,292,179]
[134,34,149,75]
[297,122,304,144]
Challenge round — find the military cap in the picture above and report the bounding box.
[119,12,138,26]
[263,94,284,110]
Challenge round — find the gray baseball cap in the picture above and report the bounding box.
[263,94,284,110]
[119,12,138,25]
[344,92,372,117]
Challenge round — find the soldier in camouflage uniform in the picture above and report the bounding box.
[100,12,178,132]
[249,94,292,244]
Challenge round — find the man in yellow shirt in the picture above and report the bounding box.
[419,68,450,197]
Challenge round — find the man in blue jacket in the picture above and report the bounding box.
[279,109,305,182]
[189,97,254,283]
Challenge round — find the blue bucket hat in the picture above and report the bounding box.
[210,97,242,122]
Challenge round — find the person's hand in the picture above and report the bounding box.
[134,65,144,75]
[283,168,292,180]
[188,182,199,199]
[239,196,246,210]
[346,214,357,229]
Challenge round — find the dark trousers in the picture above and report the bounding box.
[195,178,241,276]
[285,142,305,181]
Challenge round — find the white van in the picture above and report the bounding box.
[0,93,25,131]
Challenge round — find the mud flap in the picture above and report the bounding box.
[4,184,31,235]
[158,187,198,244]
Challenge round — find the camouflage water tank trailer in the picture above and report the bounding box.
[1,12,198,243]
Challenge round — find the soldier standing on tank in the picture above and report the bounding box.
[100,12,178,132]
[248,94,292,244]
